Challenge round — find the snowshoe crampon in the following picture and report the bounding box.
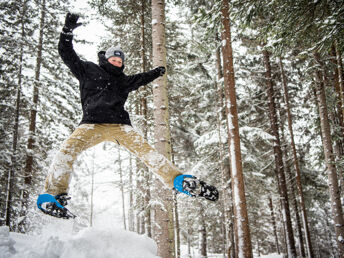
[173,175,219,202]
[37,193,76,219]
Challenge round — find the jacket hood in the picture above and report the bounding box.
[98,51,125,75]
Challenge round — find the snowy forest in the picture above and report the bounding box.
[1,0,344,257]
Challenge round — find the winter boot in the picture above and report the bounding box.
[173,175,219,201]
[37,193,76,219]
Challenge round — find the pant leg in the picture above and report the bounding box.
[106,124,182,188]
[44,124,106,195]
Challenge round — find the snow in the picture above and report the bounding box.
[258,254,283,258]
[152,19,158,25]
[1,224,158,258]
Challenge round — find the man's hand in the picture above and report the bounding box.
[156,66,166,76]
[63,13,82,33]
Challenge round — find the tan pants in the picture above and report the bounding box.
[44,124,182,195]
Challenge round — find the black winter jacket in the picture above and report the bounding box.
[58,32,161,125]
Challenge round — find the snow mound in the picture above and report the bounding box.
[0,226,16,257]
[1,224,159,258]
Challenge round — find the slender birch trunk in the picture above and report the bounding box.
[313,52,344,256]
[151,0,175,256]
[262,49,296,257]
[279,58,313,257]
[221,1,252,257]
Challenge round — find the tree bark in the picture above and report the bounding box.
[90,150,95,227]
[24,0,46,185]
[313,52,344,256]
[279,58,314,257]
[199,204,207,258]
[118,149,127,230]
[215,32,235,258]
[5,0,28,231]
[268,196,280,254]
[221,1,252,257]
[334,42,344,125]
[173,192,180,258]
[283,150,305,257]
[151,0,175,257]
[128,153,134,231]
[139,0,152,237]
[262,49,296,257]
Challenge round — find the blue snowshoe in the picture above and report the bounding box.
[173,175,219,201]
[37,193,76,219]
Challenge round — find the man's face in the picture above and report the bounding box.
[108,56,123,67]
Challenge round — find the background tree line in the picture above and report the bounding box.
[1,0,343,257]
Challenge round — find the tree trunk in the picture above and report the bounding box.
[139,0,152,237]
[268,196,280,254]
[171,147,180,258]
[331,45,344,137]
[151,0,175,257]
[187,226,192,258]
[215,32,235,258]
[173,192,180,258]
[5,0,28,231]
[221,1,252,257]
[334,42,344,125]
[24,0,45,185]
[128,153,134,231]
[199,204,207,258]
[313,52,344,256]
[135,158,142,234]
[90,150,95,227]
[262,49,296,257]
[330,45,344,200]
[118,149,127,230]
[279,58,314,257]
[283,150,305,257]
[324,209,335,257]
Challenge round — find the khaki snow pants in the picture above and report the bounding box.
[44,124,182,195]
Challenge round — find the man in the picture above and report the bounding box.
[37,13,218,219]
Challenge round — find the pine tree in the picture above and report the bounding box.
[151,0,176,256]
[221,0,253,256]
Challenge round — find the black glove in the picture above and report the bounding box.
[63,13,82,33]
[156,66,166,76]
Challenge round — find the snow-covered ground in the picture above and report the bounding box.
[1,222,158,258]
[1,221,283,258]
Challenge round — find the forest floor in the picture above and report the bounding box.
[1,220,283,258]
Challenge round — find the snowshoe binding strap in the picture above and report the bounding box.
[37,193,76,219]
[182,177,202,196]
